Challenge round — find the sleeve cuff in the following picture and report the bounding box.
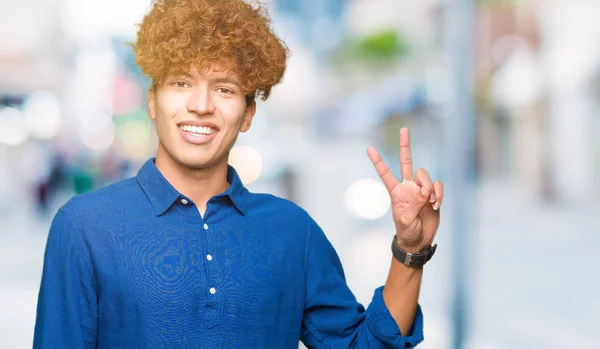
[365,286,424,348]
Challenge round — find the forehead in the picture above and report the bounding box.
[181,63,243,84]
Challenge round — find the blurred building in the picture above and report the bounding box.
[476,0,600,204]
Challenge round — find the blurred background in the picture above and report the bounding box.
[1,0,599,348]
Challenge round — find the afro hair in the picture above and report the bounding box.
[133,0,289,101]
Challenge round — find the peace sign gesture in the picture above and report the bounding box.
[367,128,443,253]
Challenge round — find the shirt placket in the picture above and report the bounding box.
[178,196,221,329]
[201,215,221,328]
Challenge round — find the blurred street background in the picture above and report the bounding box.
[1,0,599,348]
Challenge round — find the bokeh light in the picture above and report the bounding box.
[115,110,153,160]
[79,120,116,151]
[344,178,390,220]
[22,92,62,140]
[228,145,263,185]
[0,107,28,146]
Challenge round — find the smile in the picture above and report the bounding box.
[179,125,217,135]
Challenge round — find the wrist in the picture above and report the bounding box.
[391,235,437,267]
[394,236,424,254]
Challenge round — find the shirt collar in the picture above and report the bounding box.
[136,158,248,216]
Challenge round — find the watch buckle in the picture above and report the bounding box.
[404,252,413,266]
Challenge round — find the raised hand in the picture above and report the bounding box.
[367,128,443,253]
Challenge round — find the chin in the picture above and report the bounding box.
[158,139,229,171]
[173,151,224,170]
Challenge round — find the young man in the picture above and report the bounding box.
[33,0,444,348]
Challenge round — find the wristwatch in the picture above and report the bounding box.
[391,235,437,268]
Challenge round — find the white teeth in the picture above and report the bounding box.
[180,125,216,135]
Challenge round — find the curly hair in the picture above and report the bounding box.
[132,0,289,101]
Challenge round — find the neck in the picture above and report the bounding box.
[154,146,230,216]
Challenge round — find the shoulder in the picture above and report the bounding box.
[245,192,314,223]
[58,176,140,221]
[44,177,138,253]
[243,191,326,244]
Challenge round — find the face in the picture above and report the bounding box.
[148,66,256,170]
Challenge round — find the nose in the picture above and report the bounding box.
[186,89,215,115]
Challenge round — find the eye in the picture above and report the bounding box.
[173,81,190,88]
[215,87,234,94]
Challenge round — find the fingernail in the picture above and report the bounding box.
[433,203,440,210]
[421,186,429,195]
[429,194,435,203]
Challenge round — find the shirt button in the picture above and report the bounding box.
[209,287,216,295]
[206,254,213,261]
[203,223,208,230]
[181,199,188,205]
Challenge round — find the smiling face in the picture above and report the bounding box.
[148,65,256,171]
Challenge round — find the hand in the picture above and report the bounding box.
[367,128,443,253]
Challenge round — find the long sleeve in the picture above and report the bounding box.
[33,208,98,349]
[300,218,424,348]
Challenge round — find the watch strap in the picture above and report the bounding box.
[391,235,437,267]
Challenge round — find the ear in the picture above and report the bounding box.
[240,100,256,133]
[147,88,156,121]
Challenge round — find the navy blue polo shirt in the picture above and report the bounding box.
[33,158,424,348]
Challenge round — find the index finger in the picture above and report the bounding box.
[399,127,413,182]
[367,146,399,193]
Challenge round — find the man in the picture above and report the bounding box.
[33,0,444,347]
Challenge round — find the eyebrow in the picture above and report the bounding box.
[171,73,243,91]
[178,73,240,86]
[212,77,241,87]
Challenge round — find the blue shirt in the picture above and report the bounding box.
[34,158,424,348]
